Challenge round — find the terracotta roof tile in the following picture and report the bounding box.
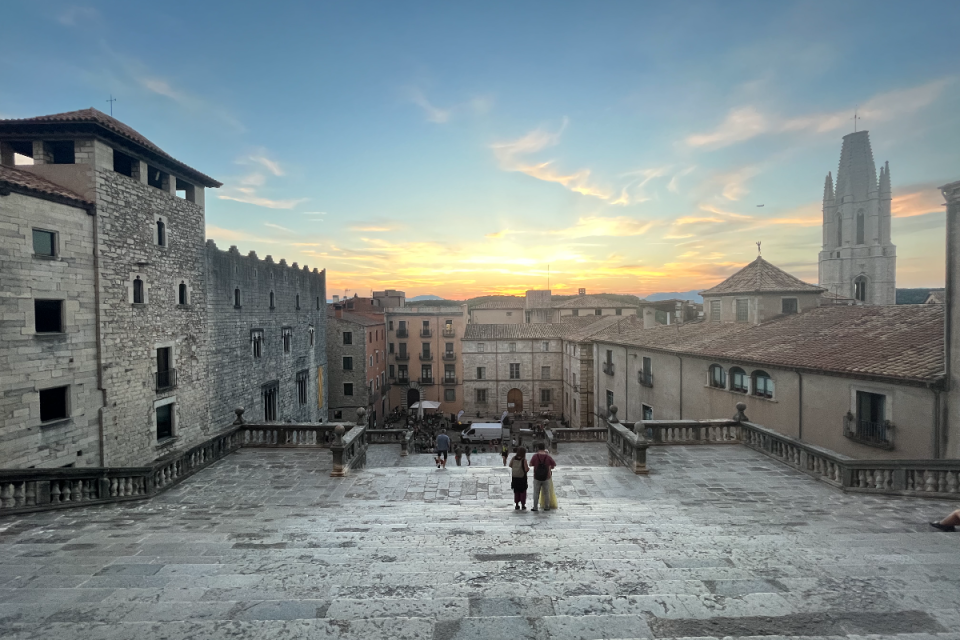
[471,297,525,310]
[592,305,944,383]
[700,257,825,296]
[0,165,92,209]
[0,108,221,187]
[553,295,637,309]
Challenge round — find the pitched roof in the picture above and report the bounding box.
[700,257,825,296]
[471,297,525,310]
[463,316,633,341]
[592,305,944,384]
[0,165,93,210]
[327,308,385,327]
[553,295,636,309]
[0,108,221,187]
[563,315,640,342]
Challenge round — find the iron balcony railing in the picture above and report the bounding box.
[602,362,615,375]
[442,328,455,337]
[443,376,458,385]
[419,353,433,361]
[638,371,654,387]
[395,353,410,361]
[155,368,177,391]
[419,377,434,385]
[420,329,432,337]
[397,376,409,384]
[442,352,456,360]
[396,329,409,338]
[856,420,889,445]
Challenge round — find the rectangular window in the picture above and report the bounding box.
[421,365,432,380]
[282,327,292,353]
[297,370,309,405]
[389,342,394,353]
[710,300,721,322]
[856,391,887,442]
[389,364,395,378]
[444,364,455,382]
[782,298,798,314]
[344,383,354,396]
[263,383,279,421]
[477,366,485,380]
[541,341,549,351]
[445,342,454,354]
[478,343,485,352]
[540,389,551,403]
[445,388,455,401]
[642,404,653,420]
[39,385,68,422]
[615,308,622,316]
[156,347,175,391]
[572,309,579,316]
[606,390,614,409]
[156,403,173,440]
[606,349,613,364]
[736,299,749,323]
[32,229,56,256]
[398,365,408,380]
[343,331,353,345]
[34,299,63,333]
[640,356,652,386]
[251,330,264,358]
[525,311,531,323]
[476,389,487,403]
[595,309,602,315]
[509,363,520,379]
[541,366,551,379]
[370,355,373,366]
[113,150,135,177]
[343,356,353,370]
[422,343,431,357]
[509,342,516,352]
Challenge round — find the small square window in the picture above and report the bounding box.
[343,356,353,370]
[343,331,353,345]
[40,386,68,422]
[344,383,354,396]
[35,299,63,333]
[782,298,798,314]
[444,389,455,401]
[736,299,749,323]
[32,229,56,256]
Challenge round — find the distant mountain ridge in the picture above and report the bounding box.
[644,290,703,303]
[407,294,444,301]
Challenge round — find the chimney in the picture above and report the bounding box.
[334,304,343,319]
[332,294,340,303]
[578,288,586,296]
[642,307,656,329]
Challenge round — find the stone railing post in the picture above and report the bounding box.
[733,402,748,423]
[233,408,245,425]
[330,424,347,477]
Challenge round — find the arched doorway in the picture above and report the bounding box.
[406,388,421,409]
[507,388,523,414]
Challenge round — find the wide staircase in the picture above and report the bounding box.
[1,445,958,639]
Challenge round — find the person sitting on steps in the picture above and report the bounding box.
[930,509,960,532]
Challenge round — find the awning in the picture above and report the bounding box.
[409,401,442,410]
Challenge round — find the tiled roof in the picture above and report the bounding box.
[463,316,634,341]
[563,316,640,342]
[0,109,221,187]
[700,257,825,296]
[553,295,637,309]
[471,297,525,310]
[0,165,93,209]
[592,305,944,383]
[925,290,945,304]
[327,308,385,327]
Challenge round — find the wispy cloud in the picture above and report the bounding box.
[552,215,656,238]
[686,78,951,149]
[217,151,306,209]
[264,222,292,232]
[405,88,493,124]
[892,183,946,218]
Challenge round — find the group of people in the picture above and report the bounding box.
[430,430,558,511]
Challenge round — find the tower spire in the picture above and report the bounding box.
[823,171,835,204]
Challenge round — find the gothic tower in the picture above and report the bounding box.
[818,130,897,305]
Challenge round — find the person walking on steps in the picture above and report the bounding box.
[509,447,529,510]
[501,442,509,466]
[435,430,450,470]
[465,446,472,466]
[454,444,463,467]
[530,443,556,512]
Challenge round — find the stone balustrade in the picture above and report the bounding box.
[604,406,648,474]
[237,424,342,448]
[366,429,413,456]
[331,418,369,477]
[552,428,608,443]
[643,419,742,445]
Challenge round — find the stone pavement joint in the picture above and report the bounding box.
[0,444,958,640]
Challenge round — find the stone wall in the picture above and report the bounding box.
[205,243,327,430]
[0,192,102,468]
[326,315,370,422]
[462,337,563,419]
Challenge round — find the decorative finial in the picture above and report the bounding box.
[756,241,761,256]
[851,106,860,133]
[106,94,117,116]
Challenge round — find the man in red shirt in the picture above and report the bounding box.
[529,442,556,512]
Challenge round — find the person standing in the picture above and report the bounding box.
[530,443,556,512]
[435,430,451,470]
[509,447,529,510]
[454,444,463,467]
[465,446,472,466]
[501,442,509,466]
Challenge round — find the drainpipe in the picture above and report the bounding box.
[92,205,106,467]
[675,353,683,419]
[623,348,630,422]
[934,388,942,459]
[797,370,803,441]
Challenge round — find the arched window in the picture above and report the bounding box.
[854,275,867,302]
[730,367,747,393]
[709,364,726,389]
[269,291,275,309]
[133,277,144,304]
[178,282,187,305]
[234,288,241,308]
[752,370,774,398]
[836,213,843,247]
[856,209,865,245]
[157,220,166,246]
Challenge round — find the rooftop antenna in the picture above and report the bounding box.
[851,106,860,132]
[106,95,117,117]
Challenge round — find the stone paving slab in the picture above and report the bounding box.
[0,444,958,639]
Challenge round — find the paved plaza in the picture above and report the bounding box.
[0,443,958,639]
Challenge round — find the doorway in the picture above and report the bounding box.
[507,388,523,414]
[406,388,420,409]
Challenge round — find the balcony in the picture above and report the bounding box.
[442,352,456,361]
[443,376,458,385]
[442,328,455,337]
[638,371,654,388]
[396,329,409,338]
[419,353,434,361]
[419,377,435,385]
[395,353,410,361]
[155,368,177,392]
[397,376,409,384]
[602,362,615,375]
[420,328,432,338]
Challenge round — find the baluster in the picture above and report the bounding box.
[73,480,83,502]
[61,481,72,502]
[936,471,946,493]
[12,482,24,507]
[51,481,61,503]
[109,477,118,496]
[0,483,13,508]
[924,471,937,492]
[25,482,36,506]
[947,471,958,494]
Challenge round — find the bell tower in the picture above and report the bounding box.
[818,130,897,304]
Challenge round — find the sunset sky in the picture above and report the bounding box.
[4,1,959,299]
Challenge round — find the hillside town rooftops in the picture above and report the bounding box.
[592,304,944,384]
[0,108,221,188]
[327,308,385,327]
[700,256,826,296]
[0,164,93,210]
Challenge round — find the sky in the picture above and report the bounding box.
[3,1,959,299]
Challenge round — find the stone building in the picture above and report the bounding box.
[700,257,826,324]
[0,109,326,469]
[469,297,524,324]
[385,305,467,418]
[559,316,627,428]
[553,293,638,319]
[325,306,387,426]
[818,130,897,305]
